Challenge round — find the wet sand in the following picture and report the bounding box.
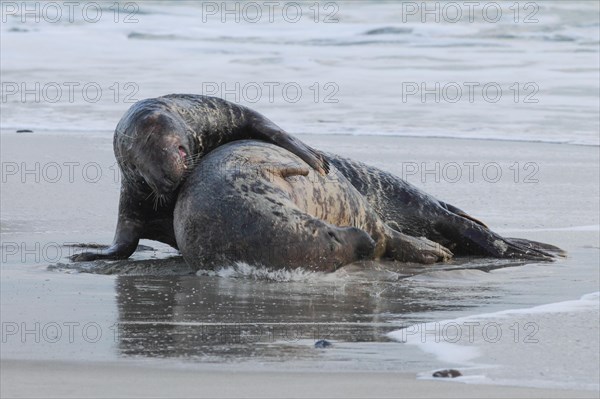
[1,132,598,397]
[2,359,598,399]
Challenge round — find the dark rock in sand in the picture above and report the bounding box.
[432,369,462,378]
[314,340,333,349]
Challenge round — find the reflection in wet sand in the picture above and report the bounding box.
[100,257,521,361]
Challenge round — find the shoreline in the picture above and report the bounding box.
[2,359,598,399]
[2,128,599,148]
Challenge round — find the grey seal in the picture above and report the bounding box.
[326,154,564,260]
[71,94,563,263]
[174,141,452,271]
[71,94,328,261]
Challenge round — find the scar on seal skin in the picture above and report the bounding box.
[174,141,452,271]
[71,94,329,262]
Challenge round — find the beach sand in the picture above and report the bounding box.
[1,132,598,398]
[2,359,598,399]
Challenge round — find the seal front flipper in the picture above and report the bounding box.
[70,187,144,262]
[248,114,330,175]
[70,218,142,261]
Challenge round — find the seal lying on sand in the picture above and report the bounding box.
[326,154,564,261]
[71,94,329,261]
[174,141,452,271]
[71,95,563,263]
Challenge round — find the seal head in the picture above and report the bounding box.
[117,108,195,196]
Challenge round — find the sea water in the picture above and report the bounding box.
[1,1,599,144]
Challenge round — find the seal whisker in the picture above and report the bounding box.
[187,154,203,168]
[145,190,155,201]
[153,193,160,211]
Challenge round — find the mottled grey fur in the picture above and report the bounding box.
[71,94,328,261]
[174,141,452,271]
[327,154,563,260]
[72,94,562,264]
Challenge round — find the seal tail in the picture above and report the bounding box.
[436,216,557,261]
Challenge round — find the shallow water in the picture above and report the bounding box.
[391,291,600,391]
[1,1,599,144]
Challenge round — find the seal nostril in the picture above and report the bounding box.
[178,146,189,169]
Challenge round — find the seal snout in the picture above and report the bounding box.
[353,232,376,260]
[152,143,190,194]
[337,227,376,261]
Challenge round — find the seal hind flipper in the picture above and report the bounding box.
[436,216,555,261]
[505,238,567,258]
